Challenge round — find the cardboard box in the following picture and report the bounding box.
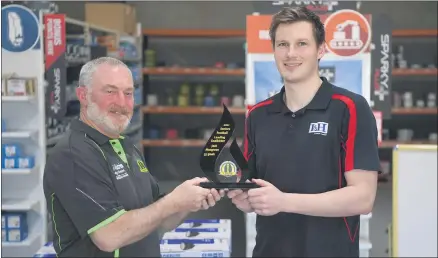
[85,3,137,35]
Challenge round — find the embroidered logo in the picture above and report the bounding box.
[137,160,148,173]
[309,122,329,136]
[112,163,128,180]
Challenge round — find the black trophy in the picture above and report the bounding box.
[199,104,258,189]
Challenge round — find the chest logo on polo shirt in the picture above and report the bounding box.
[112,163,129,180]
[309,122,329,136]
[137,160,149,173]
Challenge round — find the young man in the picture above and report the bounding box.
[44,57,223,257]
[228,7,380,257]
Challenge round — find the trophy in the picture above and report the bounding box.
[199,104,258,189]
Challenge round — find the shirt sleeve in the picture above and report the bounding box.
[45,141,126,238]
[342,96,381,173]
[244,112,258,179]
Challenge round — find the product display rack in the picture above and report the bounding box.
[45,18,144,149]
[1,6,48,257]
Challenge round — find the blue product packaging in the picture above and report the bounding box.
[17,156,35,169]
[5,212,28,242]
[2,143,21,158]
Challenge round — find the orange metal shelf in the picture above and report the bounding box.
[391,108,437,115]
[392,68,437,76]
[143,29,245,37]
[143,67,245,76]
[142,106,246,115]
[141,139,243,147]
[392,29,438,37]
[379,140,437,148]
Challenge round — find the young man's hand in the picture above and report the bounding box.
[247,179,285,216]
[227,186,254,213]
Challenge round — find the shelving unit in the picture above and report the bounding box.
[142,28,247,256]
[1,5,47,256]
[45,18,144,149]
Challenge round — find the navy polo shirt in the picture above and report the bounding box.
[244,77,380,257]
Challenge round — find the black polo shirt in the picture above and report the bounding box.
[43,119,163,257]
[245,77,380,257]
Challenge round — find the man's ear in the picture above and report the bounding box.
[76,86,88,105]
[317,44,325,60]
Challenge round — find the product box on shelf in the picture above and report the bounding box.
[177,219,231,230]
[33,242,56,257]
[163,227,231,240]
[1,143,35,169]
[1,212,28,242]
[160,238,230,257]
[1,74,37,96]
[85,3,137,35]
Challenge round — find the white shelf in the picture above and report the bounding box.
[2,131,36,138]
[2,196,40,211]
[1,95,35,102]
[1,4,48,256]
[2,167,37,175]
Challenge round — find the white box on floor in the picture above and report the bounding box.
[160,238,230,257]
[164,227,231,240]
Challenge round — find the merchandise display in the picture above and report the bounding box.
[2,1,436,257]
[32,219,231,257]
[1,3,48,257]
[161,219,231,257]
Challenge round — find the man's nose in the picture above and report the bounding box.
[286,45,298,58]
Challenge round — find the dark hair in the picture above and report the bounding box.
[269,6,325,47]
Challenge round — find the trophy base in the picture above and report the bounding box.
[200,182,260,189]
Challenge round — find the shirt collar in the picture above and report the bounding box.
[70,119,111,145]
[267,76,333,114]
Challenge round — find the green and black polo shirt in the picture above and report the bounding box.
[43,119,163,257]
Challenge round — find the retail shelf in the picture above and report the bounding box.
[2,196,40,211]
[2,167,37,175]
[392,68,437,76]
[141,139,243,147]
[2,131,36,138]
[142,106,246,114]
[392,29,438,37]
[143,67,245,76]
[379,140,437,148]
[1,95,35,102]
[142,139,205,147]
[391,107,437,115]
[143,29,245,37]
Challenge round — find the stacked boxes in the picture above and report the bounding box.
[1,212,28,242]
[161,219,232,257]
[1,143,35,169]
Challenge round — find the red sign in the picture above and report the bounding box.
[44,14,66,70]
[373,111,383,146]
[324,9,372,57]
[246,11,372,56]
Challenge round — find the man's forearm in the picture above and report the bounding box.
[160,211,190,232]
[281,185,374,217]
[92,194,180,251]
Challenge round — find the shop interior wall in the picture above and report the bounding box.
[55,1,437,257]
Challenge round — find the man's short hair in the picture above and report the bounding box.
[78,57,131,88]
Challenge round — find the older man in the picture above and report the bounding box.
[43,57,222,257]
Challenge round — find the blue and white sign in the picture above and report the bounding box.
[251,58,364,104]
[1,4,40,52]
